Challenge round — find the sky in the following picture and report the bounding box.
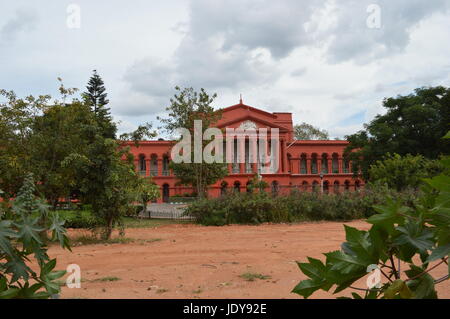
[1,0,449,138]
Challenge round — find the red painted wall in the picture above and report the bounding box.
[124,102,363,202]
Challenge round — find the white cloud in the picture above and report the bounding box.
[1,0,449,138]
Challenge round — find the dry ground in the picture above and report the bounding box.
[50,220,449,299]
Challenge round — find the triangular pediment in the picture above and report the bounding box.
[216,114,289,132]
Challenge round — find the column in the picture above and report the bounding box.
[306,157,311,175]
[157,158,162,176]
[145,158,150,177]
[328,158,332,174]
[292,158,299,174]
[338,157,343,174]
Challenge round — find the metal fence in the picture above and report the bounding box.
[140,203,194,220]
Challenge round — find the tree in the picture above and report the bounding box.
[0,89,49,199]
[135,177,160,216]
[368,153,444,191]
[294,122,329,140]
[345,86,450,179]
[292,133,450,299]
[30,99,96,209]
[82,70,116,139]
[158,87,228,197]
[0,174,70,299]
[63,130,140,240]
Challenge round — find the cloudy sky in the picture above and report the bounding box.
[1,0,449,138]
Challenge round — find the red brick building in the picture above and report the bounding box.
[124,101,362,202]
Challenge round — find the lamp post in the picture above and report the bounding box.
[320,172,324,194]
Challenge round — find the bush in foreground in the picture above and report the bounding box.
[0,174,71,299]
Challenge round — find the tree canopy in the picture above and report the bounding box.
[345,86,450,180]
[158,87,228,197]
[294,122,329,140]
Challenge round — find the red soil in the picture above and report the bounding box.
[50,220,449,299]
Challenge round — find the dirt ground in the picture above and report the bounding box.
[51,220,449,299]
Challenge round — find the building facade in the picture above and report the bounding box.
[124,102,363,202]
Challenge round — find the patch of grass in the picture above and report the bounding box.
[156,288,169,294]
[56,234,163,247]
[70,235,135,246]
[239,272,272,282]
[192,289,203,294]
[123,217,192,229]
[93,276,121,282]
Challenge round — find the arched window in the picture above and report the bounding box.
[311,154,318,174]
[220,181,228,196]
[150,154,158,176]
[333,181,340,193]
[332,154,339,173]
[344,180,350,191]
[300,154,307,174]
[138,155,146,176]
[271,181,279,195]
[302,181,308,192]
[355,180,361,191]
[312,180,319,193]
[162,184,170,202]
[162,155,170,176]
[343,158,350,173]
[233,181,241,193]
[323,180,330,194]
[321,154,328,174]
[246,181,253,193]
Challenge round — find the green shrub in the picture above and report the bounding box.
[52,209,100,229]
[187,187,420,226]
[185,192,289,225]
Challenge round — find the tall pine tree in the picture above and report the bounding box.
[83,70,116,138]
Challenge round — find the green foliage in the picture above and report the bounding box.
[158,87,228,197]
[52,210,100,229]
[368,153,444,191]
[186,191,290,226]
[82,70,116,139]
[293,137,450,299]
[345,86,450,179]
[0,89,51,199]
[63,137,140,240]
[0,174,70,299]
[239,272,272,281]
[134,177,160,216]
[187,186,417,226]
[294,122,329,140]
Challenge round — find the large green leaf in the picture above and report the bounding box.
[394,222,434,253]
[292,279,324,299]
[0,220,18,258]
[424,175,450,193]
[367,199,406,232]
[405,264,438,299]
[15,216,44,245]
[325,250,368,274]
[427,243,450,262]
[344,225,379,264]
